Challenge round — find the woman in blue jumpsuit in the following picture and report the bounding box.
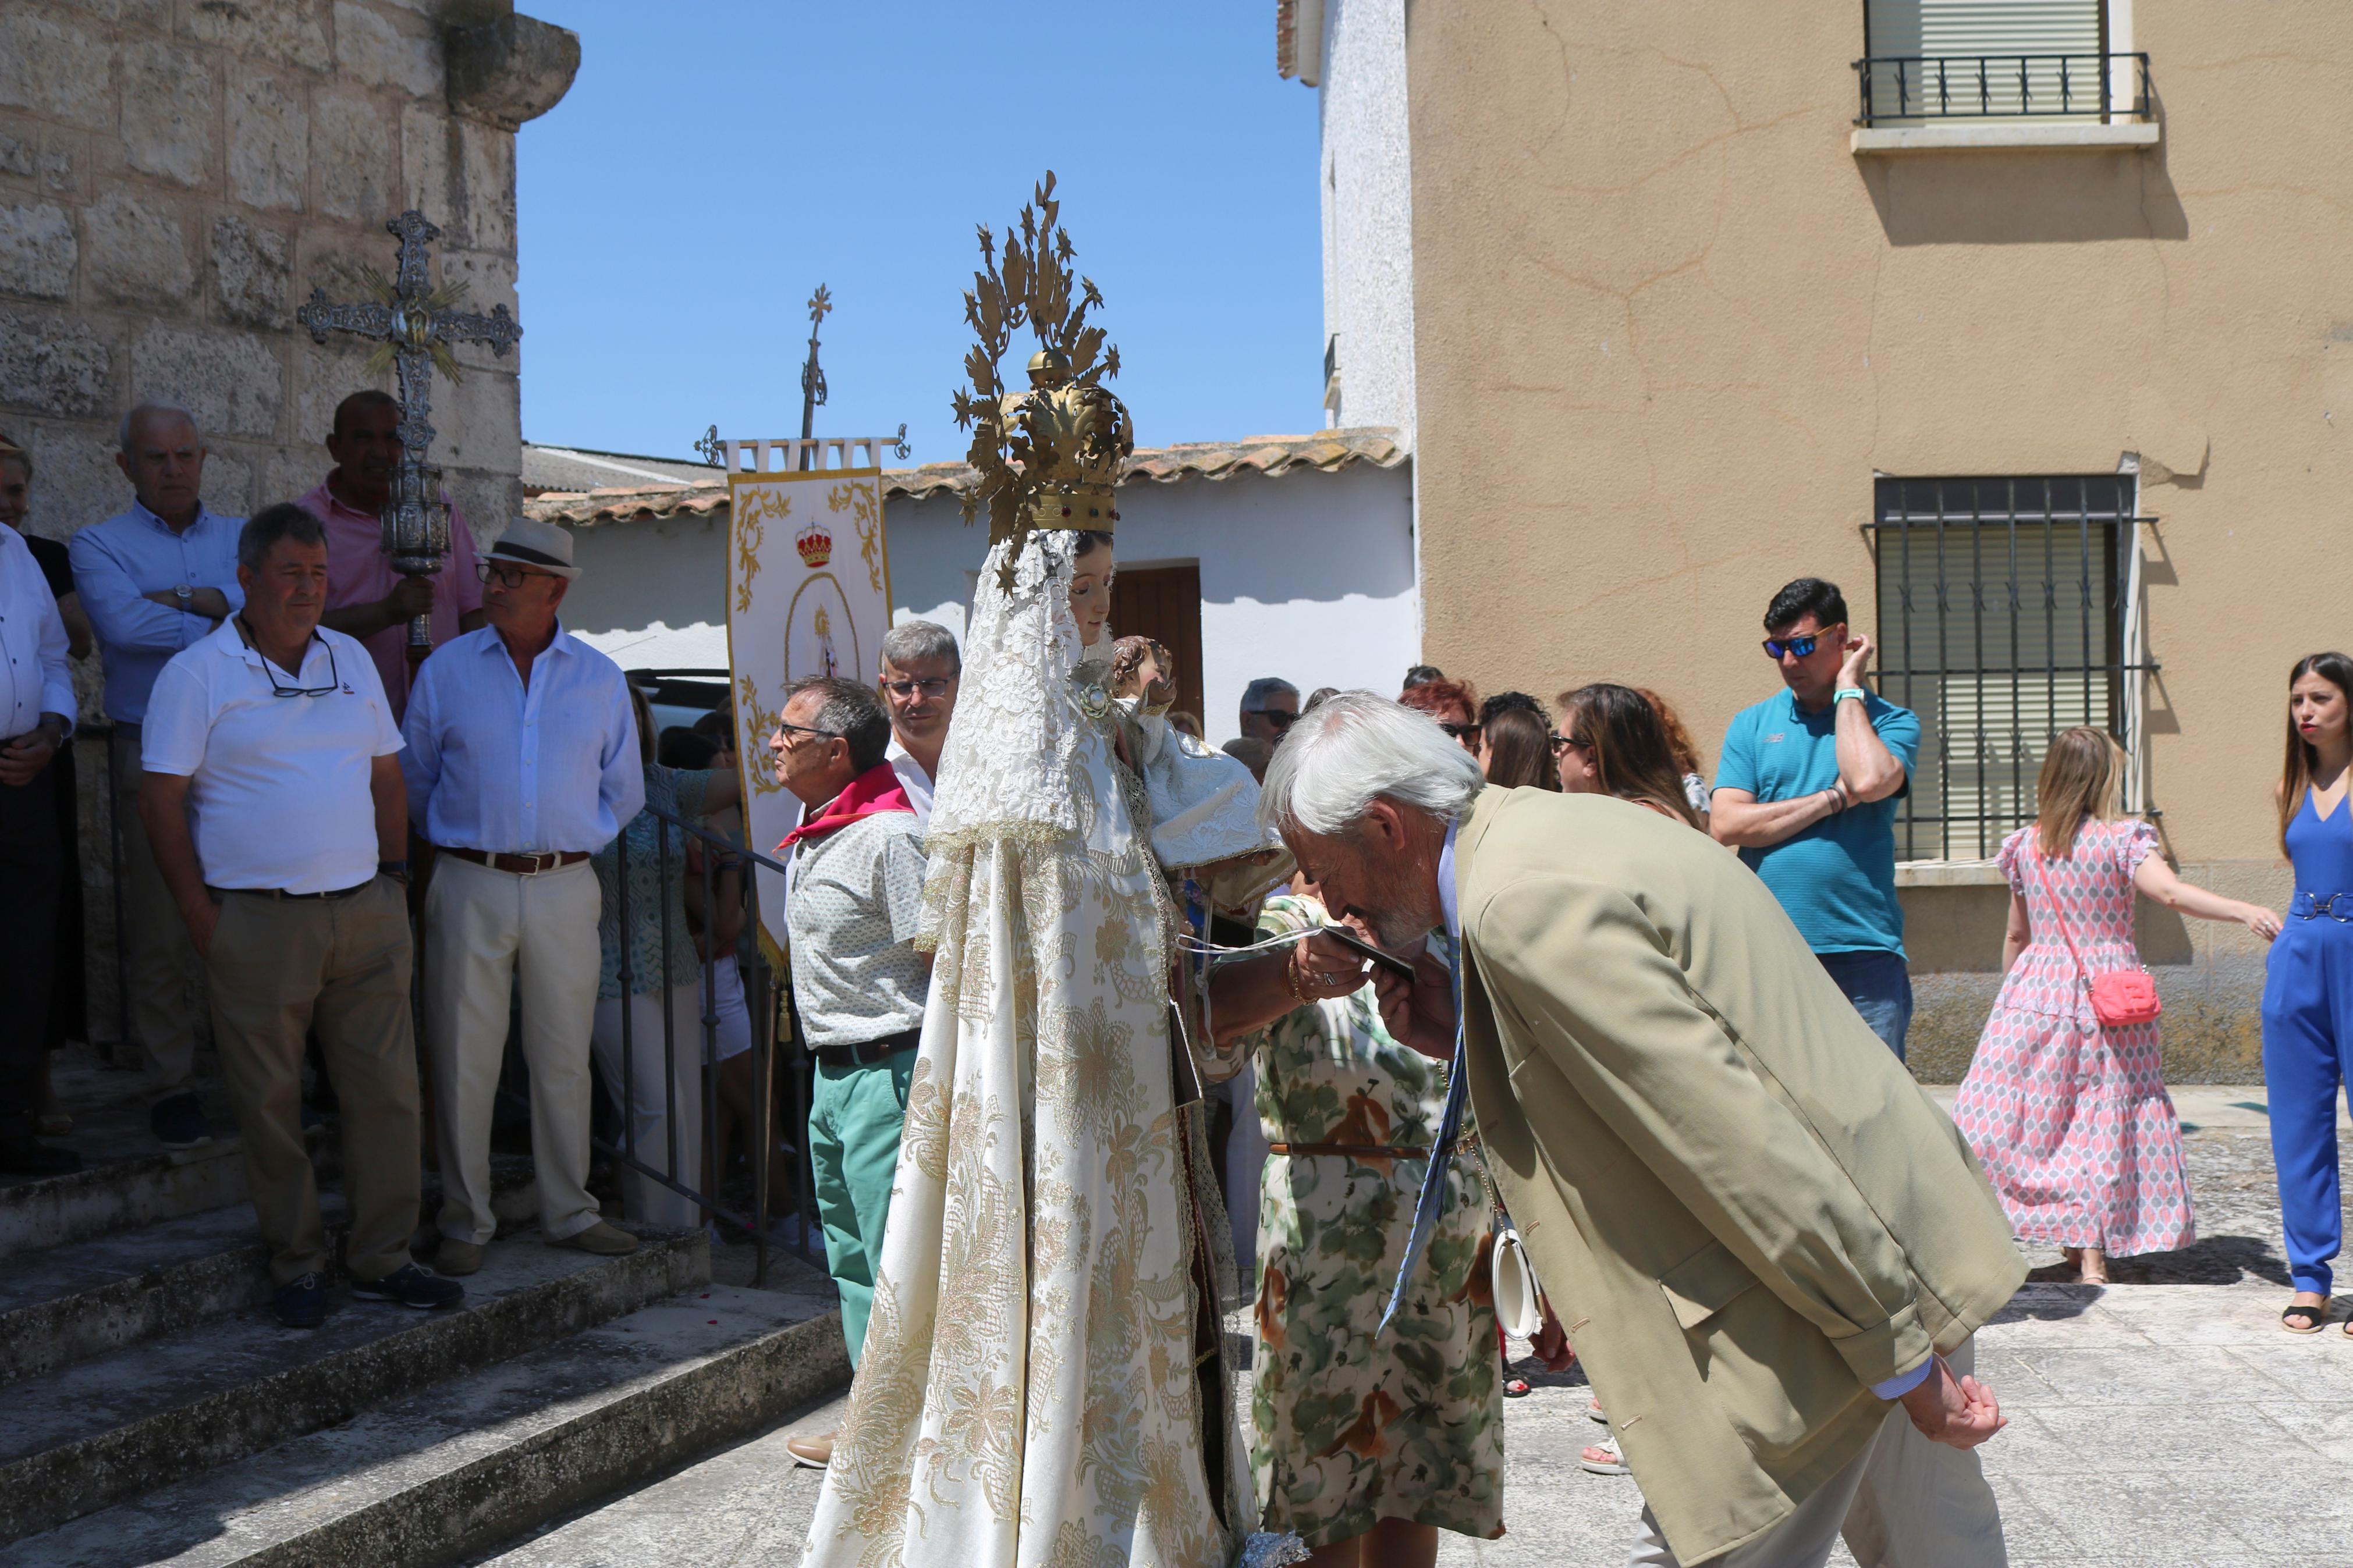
[2265,651,2353,1333]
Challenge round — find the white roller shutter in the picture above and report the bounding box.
[1863,1,2107,122]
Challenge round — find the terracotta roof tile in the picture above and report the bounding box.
[526,426,1405,528]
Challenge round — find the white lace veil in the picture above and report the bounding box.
[923,531,1094,854]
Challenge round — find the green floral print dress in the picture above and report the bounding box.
[1234,894,1503,1548]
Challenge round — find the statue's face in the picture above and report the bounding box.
[1069,542,1113,646]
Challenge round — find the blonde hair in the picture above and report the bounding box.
[2033,726,2124,857]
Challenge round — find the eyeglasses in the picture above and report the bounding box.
[248,627,342,698]
[1250,708,1300,732]
[1436,721,1481,742]
[881,677,953,699]
[477,560,551,590]
[1550,734,1586,755]
[772,720,843,746]
[1762,627,1838,660]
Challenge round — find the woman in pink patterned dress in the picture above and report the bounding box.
[1953,728,2281,1283]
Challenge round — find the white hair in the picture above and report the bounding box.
[119,401,199,454]
[1259,690,1485,836]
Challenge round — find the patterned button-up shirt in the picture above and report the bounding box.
[786,808,929,1048]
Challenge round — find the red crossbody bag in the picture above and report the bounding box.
[2031,828,2162,1027]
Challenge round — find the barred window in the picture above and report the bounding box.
[1872,474,2146,862]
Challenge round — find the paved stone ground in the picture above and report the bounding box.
[482,1090,2350,1567]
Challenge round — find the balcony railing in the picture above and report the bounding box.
[1853,52,2151,127]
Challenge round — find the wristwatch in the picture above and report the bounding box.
[173,584,193,611]
[1833,686,1869,706]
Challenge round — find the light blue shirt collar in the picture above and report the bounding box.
[1437,815,1460,942]
[131,497,215,536]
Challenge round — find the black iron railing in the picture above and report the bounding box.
[1871,475,2159,863]
[1854,52,2150,127]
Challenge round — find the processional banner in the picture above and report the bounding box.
[725,467,892,965]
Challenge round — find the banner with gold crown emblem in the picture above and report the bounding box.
[724,463,892,965]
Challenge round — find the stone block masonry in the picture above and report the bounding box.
[0,0,577,1043]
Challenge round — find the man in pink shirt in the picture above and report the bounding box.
[298,390,487,719]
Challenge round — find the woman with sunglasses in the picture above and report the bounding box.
[2265,653,2353,1332]
[1951,727,2274,1290]
[1553,683,1705,829]
[1397,676,1481,755]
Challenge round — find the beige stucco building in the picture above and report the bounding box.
[1287,0,2347,1078]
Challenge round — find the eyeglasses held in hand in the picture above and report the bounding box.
[881,677,953,699]
[1762,630,1832,660]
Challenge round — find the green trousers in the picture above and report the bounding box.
[808,1044,917,1367]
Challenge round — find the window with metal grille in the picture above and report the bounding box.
[1856,0,2149,126]
[1872,474,2147,862]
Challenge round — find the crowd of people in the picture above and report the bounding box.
[8,400,2353,1566]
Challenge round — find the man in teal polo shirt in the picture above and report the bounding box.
[1712,577,1922,1058]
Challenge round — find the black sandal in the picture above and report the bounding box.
[2283,1298,2331,1334]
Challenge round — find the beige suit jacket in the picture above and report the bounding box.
[1452,787,2024,1564]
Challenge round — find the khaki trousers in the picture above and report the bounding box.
[1626,1338,2006,1568]
[115,725,201,1097]
[423,854,602,1246]
[205,878,421,1285]
[591,984,705,1231]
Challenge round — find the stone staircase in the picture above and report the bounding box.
[0,1049,848,1567]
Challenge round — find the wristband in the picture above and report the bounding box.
[1834,687,1869,706]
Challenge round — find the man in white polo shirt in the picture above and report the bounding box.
[875,619,957,826]
[139,503,460,1329]
[402,517,643,1275]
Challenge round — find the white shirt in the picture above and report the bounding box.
[886,735,936,829]
[400,623,644,854]
[0,527,74,738]
[141,621,402,893]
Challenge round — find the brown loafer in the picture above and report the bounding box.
[551,1220,640,1257]
[785,1431,834,1469]
[435,1239,485,1277]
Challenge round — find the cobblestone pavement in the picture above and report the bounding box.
[487,1110,2341,1567]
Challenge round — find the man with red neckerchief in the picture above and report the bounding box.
[768,675,930,1471]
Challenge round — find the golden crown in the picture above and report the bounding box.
[950,173,1134,584]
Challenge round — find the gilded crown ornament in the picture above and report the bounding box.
[795,514,833,567]
[951,172,1134,586]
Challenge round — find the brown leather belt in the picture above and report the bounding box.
[1268,1142,1430,1159]
[440,846,590,876]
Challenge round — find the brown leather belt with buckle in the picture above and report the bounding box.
[1268,1142,1431,1159]
[441,846,591,876]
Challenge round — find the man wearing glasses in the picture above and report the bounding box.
[875,620,960,827]
[402,519,644,1278]
[1238,675,1300,747]
[1711,577,1922,1058]
[139,505,460,1328]
[300,390,488,721]
[768,676,928,1472]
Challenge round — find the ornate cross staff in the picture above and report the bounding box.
[296,209,522,657]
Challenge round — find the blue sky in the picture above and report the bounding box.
[514,1,1323,467]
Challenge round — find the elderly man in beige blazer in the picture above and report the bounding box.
[1259,694,2027,1568]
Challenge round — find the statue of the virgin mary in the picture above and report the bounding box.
[800,177,1290,1568]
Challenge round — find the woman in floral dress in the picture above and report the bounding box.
[1208,888,1502,1567]
[1951,728,2279,1282]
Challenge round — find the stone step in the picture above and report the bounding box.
[0,1267,848,1568]
[0,1194,350,1386]
[0,1225,709,1544]
[0,1153,545,1386]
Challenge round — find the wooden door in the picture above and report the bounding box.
[1110,563,1205,728]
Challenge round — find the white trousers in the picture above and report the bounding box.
[591,983,705,1230]
[1626,1338,2006,1568]
[424,855,604,1246]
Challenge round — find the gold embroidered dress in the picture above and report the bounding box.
[801,182,1254,1568]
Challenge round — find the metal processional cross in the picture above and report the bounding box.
[296,209,522,656]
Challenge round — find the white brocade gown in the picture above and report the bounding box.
[800,534,1244,1568]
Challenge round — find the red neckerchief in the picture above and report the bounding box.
[779,761,914,851]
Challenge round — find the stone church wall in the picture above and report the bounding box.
[0,0,575,1044]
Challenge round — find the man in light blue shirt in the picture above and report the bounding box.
[1712,577,1922,1058]
[402,518,644,1275]
[68,403,246,1149]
